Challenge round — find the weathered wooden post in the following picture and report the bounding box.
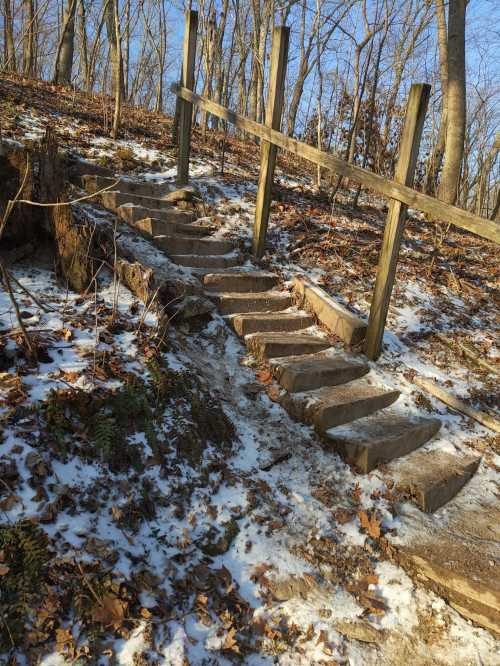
[364,83,431,360]
[176,10,198,185]
[252,26,290,258]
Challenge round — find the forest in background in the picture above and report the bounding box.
[1,0,499,218]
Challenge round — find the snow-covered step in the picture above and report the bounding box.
[392,449,480,512]
[271,352,369,393]
[246,333,330,360]
[281,380,400,432]
[395,502,500,633]
[323,412,441,473]
[170,254,243,269]
[203,271,278,293]
[126,217,214,238]
[232,312,315,336]
[210,291,293,316]
[152,235,235,256]
[101,191,181,212]
[82,174,170,198]
[117,204,197,225]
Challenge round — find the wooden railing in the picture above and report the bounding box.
[174,10,499,360]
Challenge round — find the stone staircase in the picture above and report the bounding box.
[81,173,499,636]
[84,174,480,513]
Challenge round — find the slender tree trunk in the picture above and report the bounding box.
[315,0,322,188]
[490,187,500,221]
[475,131,500,216]
[124,0,130,99]
[3,0,16,72]
[438,0,466,205]
[201,8,216,136]
[106,0,125,99]
[111,0,123,138]
[87,1,108,93]
[425,0,449,195]
[212,0,229,131]
[23,0,35,77]
[53,0,77,85]
[78,0,89,90]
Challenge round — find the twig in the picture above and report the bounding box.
[12,179,121,208]
[76,561,102,606]
[413,375,500,433]
[0,261,37,360]
[435,332,498,376]
[7,271,56,312]
[111,217,120,321]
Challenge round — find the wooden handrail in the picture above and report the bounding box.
[173,84,500,245]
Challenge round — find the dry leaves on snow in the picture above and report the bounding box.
[91,594,128,630]
[358,510,382,539]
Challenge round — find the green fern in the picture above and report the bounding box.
[91,414,118,464]
[0,521,49,648]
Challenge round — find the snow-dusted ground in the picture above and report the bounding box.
[0,94,499,663]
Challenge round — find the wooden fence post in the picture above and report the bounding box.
[176,10,198,185]
[252,26,290,258]
[364,83,431,360]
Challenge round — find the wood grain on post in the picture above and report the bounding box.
[176,10,198,185]
[252,26,290,258]
[364,84,431,360]
[173,85,500,245]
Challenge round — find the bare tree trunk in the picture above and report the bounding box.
[23,0,35,77]
[438,0,466,205]
[53,0,77,85]
[490,186,500,221]
[111,0,123,138]
[212,0,229,131]
[201,6,216,136]
[124,0,130,99]
[106,0,125,99]
[3,0,16,72]
[87,1,109,93]
[475,132,500,216]
[315,0,322,188]
[424,0,449,195]
[78,0,89,90]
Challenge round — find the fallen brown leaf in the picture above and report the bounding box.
[91,594,128,630]
[358,510,381,539]
[256,369,273,384]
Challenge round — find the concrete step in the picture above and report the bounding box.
[83,174,170,198]
[117,204,197,225]
[102,191,181,212]
[394,502,500,634]
[232,312,315,336]
[324,412,441,473]
[281,380,400,432]
[294,276,367,346]
[394,449,481,512]
[246,333,330,360]
[153,235,235,256]
[170,255,243,269]
[203,271,278,293]
[211,291,293,316]
[126,217,214,238]
[271,352,370,393]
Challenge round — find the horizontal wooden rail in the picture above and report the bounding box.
[174,84,499,245]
